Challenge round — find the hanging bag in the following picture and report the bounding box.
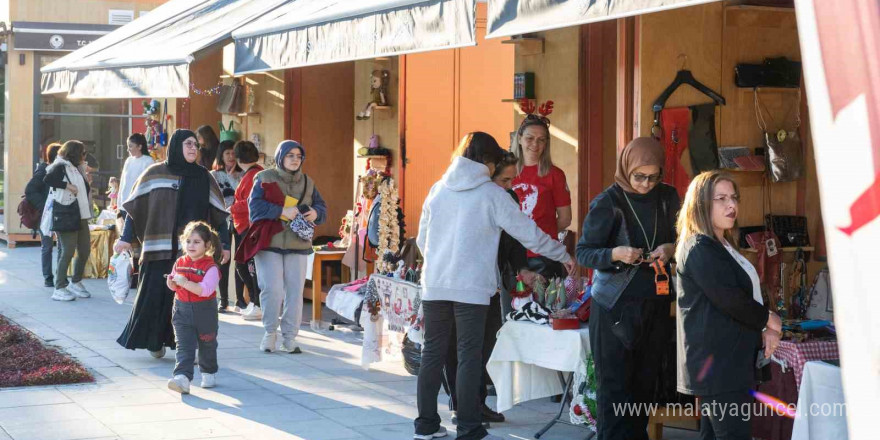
[755,89,805,182]
[219,120,241,143]
[216,81,244,114]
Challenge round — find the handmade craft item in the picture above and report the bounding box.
[357,70,390,120]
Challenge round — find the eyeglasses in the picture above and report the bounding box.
[182,140,198,149]
[713,194,740,205]
[631,172,662,184]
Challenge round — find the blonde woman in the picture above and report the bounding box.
[675,170,782,440]
[511,116,572,278]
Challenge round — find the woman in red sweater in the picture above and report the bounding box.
[229,141,264,320]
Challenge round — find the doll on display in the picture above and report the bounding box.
[356,70,390,120]
[107,176,119,211]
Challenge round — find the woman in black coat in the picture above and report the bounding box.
[675,170,782,440]
[27,143,62,287]
[575,137,680,440]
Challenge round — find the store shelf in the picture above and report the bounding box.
[501,36,544,55]
[236,112,261,117]
[742,246,814,254]
[373,106,392,110]
[738,87,800,94]
[501,98,534,103]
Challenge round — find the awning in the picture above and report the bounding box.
[485,0,722,39]
[232,0,477,75]
[40,0,288,98]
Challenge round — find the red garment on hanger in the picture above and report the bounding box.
[658,107,692,199]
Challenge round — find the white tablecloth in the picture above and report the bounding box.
[487,320,590,412]
[791,361,848,440]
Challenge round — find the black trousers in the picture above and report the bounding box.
[415,300,489,440]
[589,296,672,440]
[444,293,504,409]
[699,390,753,440]
[232,228,260,308]
[40,232,54,282]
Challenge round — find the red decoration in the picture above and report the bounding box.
[538,100,555,117]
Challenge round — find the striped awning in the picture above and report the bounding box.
[232,0,477,75]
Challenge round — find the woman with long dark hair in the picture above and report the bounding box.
[675,171,782,440]
[27,142,61,287]
[114,129,230,358]
[196,125,220,170]
[43,140,92,301]
[414,132,574,440]
[575,137,680,440]
[211,140,243,313]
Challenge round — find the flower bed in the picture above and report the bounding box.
[0,315,93,387]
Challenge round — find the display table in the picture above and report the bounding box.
[307,250,347,328]
[487,320,592,438]
[791,361,848,440]
[753,339,839,440]
[360,275,423,368]
[67,226,116,279]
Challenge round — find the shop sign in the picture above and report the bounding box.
[12,21,119,52]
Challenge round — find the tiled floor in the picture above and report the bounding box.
[0,245,699,440]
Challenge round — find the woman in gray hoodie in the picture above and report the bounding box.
[414,132,574,440]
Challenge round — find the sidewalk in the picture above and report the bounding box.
[0,245,698,440]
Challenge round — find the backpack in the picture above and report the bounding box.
[17,195,41,231]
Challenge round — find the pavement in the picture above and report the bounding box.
[0,245,700,440]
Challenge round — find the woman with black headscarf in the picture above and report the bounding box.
[114,129,230,358]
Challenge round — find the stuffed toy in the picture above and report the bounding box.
[357,70,390,120]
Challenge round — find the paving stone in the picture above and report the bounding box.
[0,389,70,409]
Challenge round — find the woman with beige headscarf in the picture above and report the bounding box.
[575,137,681,440]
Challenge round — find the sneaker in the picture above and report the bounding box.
[260,332,277,353]
[51,288,76,301]
[200,373,216,388]
[279,338,302,354]
[167,374,190,394]
[218,304,230,314]
[481,404,505,423]
[451,412,490,429]
[150,347,166,359]
[67,282,91,298]
[413,426,448,440]
[233,305,243,313]
[242,305,263,321]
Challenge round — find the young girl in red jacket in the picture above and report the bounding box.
[165,221,223,394]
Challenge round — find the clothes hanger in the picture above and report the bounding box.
[652,54,726,112]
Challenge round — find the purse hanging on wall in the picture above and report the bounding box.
[755,89,805,182]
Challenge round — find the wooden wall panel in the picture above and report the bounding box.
[403,50,456,230]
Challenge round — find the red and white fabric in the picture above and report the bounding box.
[772,340,839,388]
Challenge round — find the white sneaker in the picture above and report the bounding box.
[260,332,277,353]
[233,306,243,313]
[51,288,76,301]
[167,374,190,394]
[413,426,448,440]
[279,338,302,354]
[150,347,166,359]
[200,373,216,388]
[242,305,263,321]
[67,282,91,298]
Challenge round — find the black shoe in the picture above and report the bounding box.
[481,404,505,423]
[450,411,490,429]
[44,278,54,287]
[550,394,562,403]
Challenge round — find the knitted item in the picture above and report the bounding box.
[507,301,550,325]
[376,179,401,274]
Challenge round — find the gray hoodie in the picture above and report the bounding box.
[417,156,571,305]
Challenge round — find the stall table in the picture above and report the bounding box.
[307,250,347,328]
[486,320,592,438]
[791,361,848,440]
[753,339,839,440]
[360,275,422,368]
[67,226,116,279]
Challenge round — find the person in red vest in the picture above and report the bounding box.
[165,221,223,394]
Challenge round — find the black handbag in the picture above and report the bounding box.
[735,57,802,88]
[766,214,810,248]
[51,200,81,232]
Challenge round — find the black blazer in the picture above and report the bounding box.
[676,234,768,396]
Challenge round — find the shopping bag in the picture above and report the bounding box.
[39,198,54,237]
[107,251,133,304]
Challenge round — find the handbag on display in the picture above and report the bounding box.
[216,82,244,114]
[219,120,241,142]
[766,214,810,248]
[755,89,805,182]
[735,57,802,88]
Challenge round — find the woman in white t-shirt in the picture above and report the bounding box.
[118,133,155,210]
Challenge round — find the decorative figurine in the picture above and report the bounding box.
[357,70,390,120]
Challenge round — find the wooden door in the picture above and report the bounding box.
[402,4,514,230]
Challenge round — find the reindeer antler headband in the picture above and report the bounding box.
[518,99,554,131]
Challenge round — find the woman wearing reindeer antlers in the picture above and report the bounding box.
[511,100,573,280]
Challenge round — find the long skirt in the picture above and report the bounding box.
[116,259,177,351]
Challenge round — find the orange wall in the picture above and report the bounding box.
[402,4,515,230]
